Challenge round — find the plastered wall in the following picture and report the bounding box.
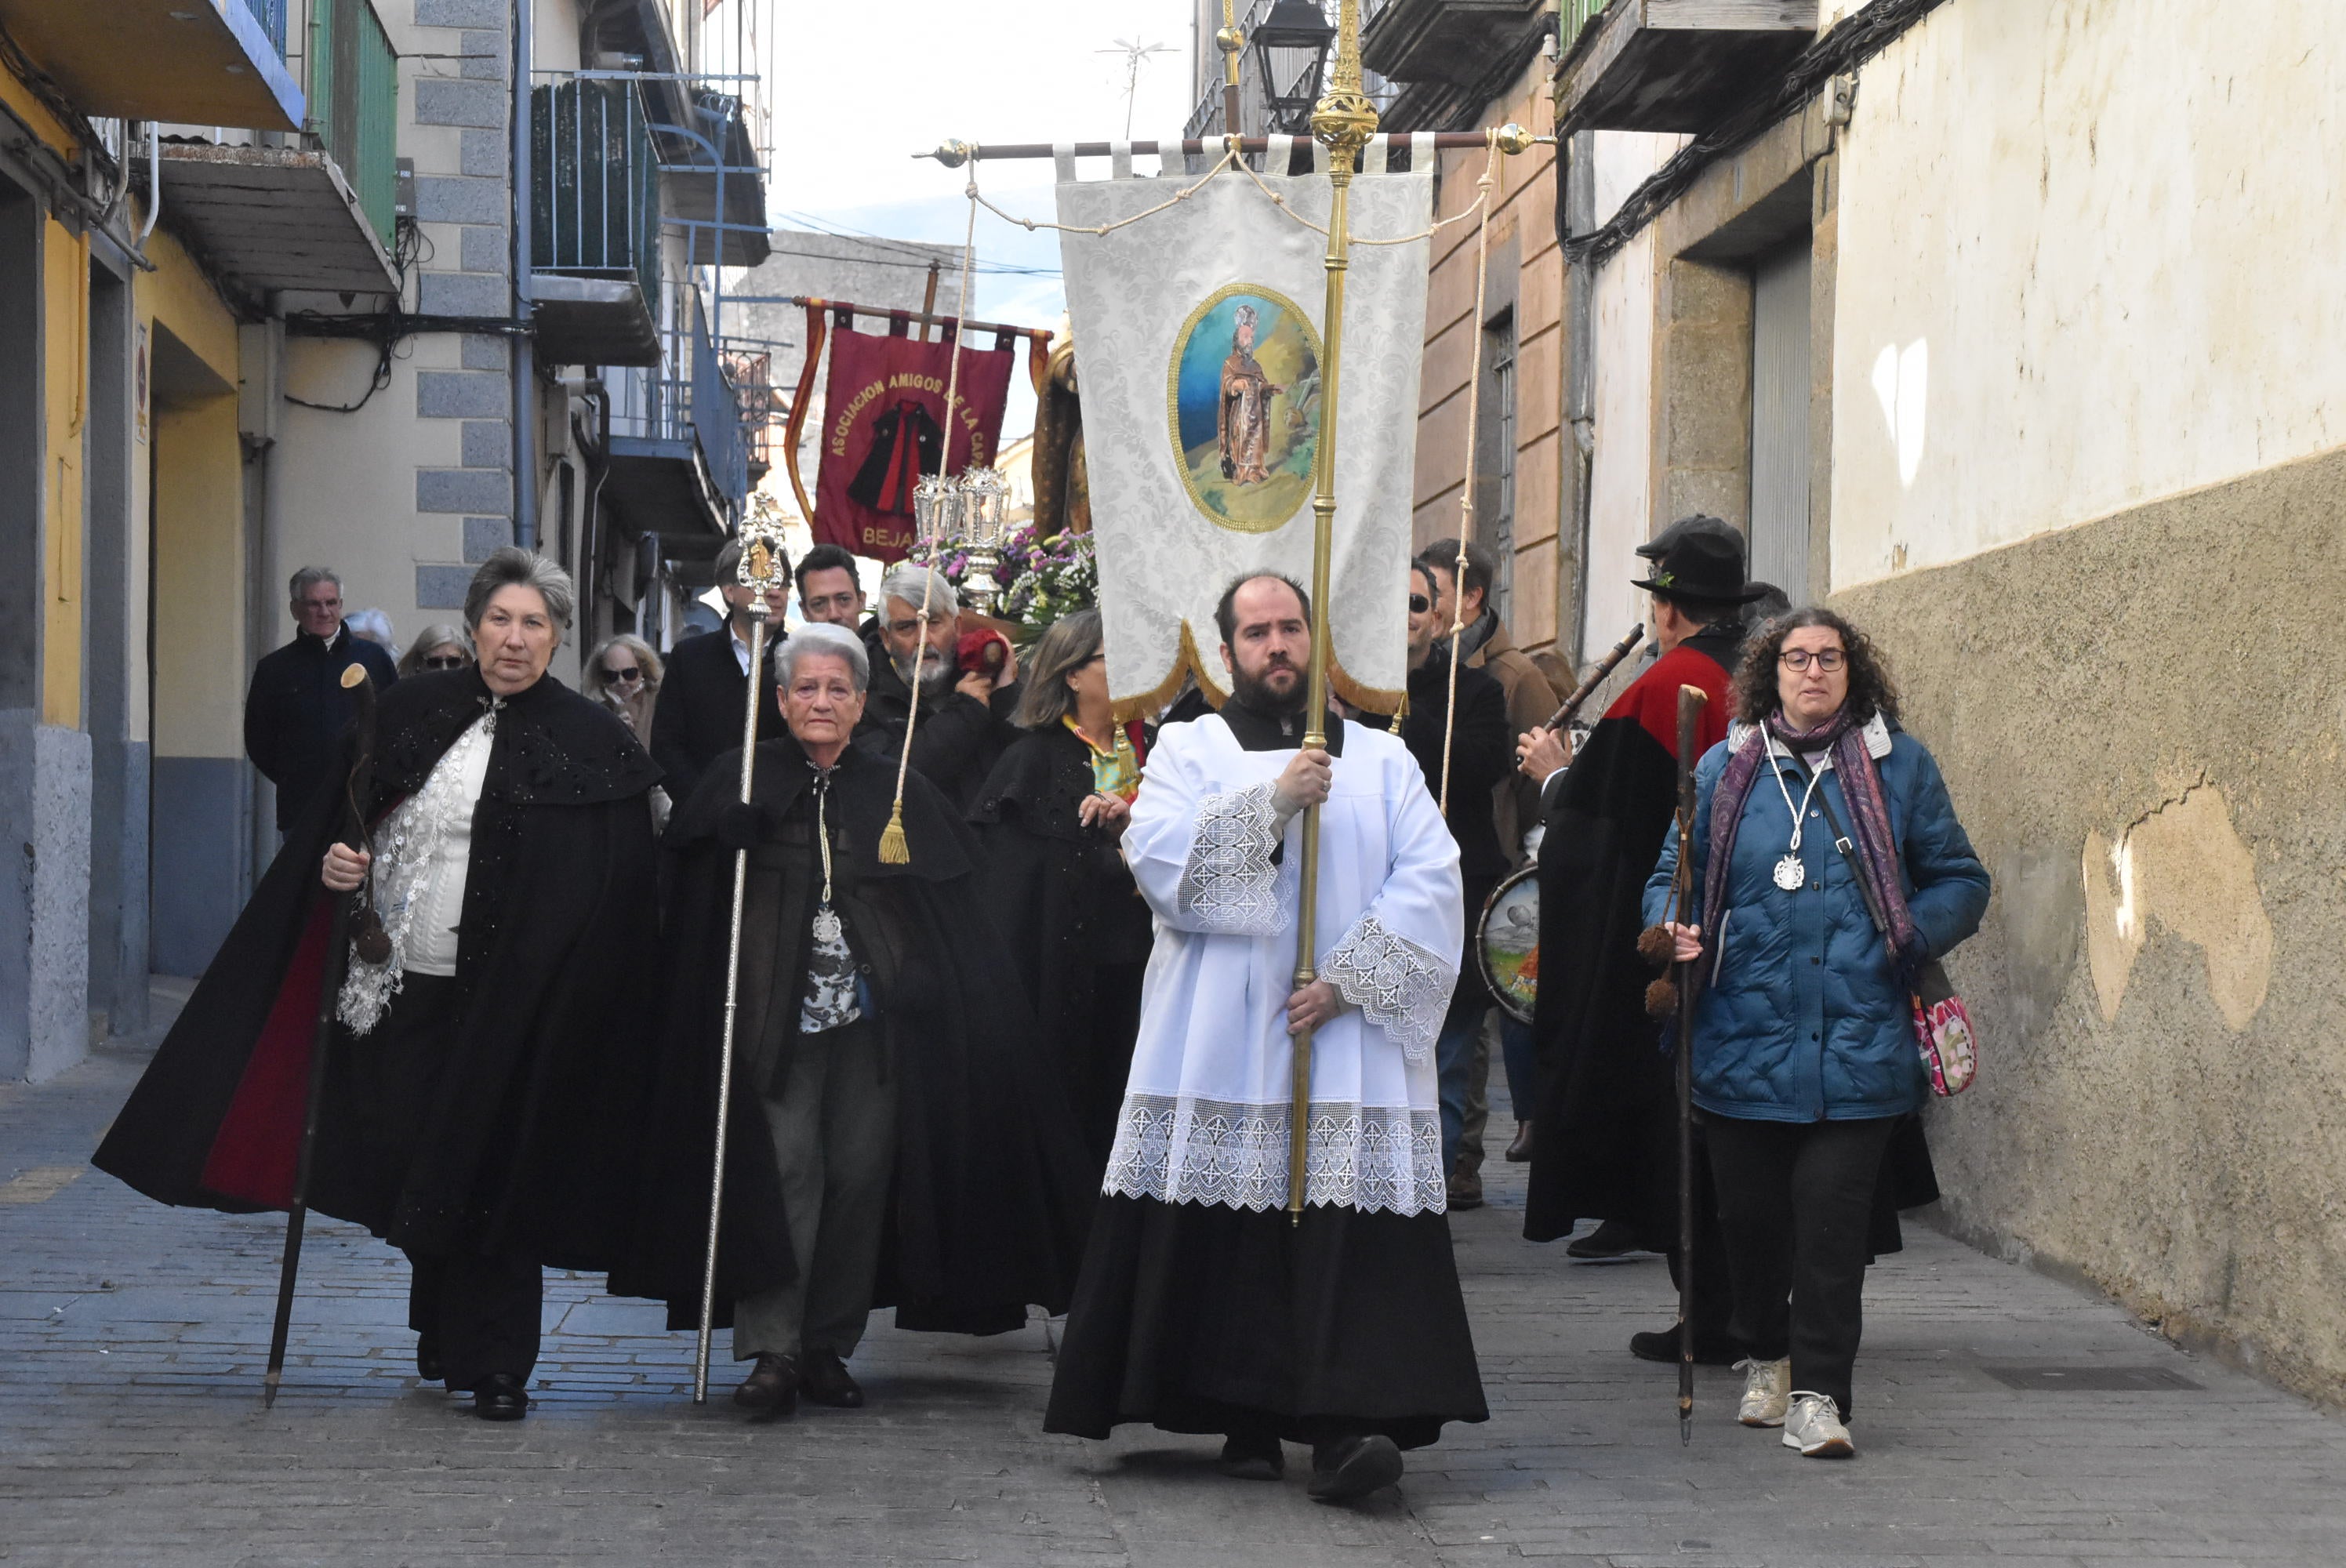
[1829,0,2346,590]
[1824,0,2346,1403]
[1839,445,2346,1405]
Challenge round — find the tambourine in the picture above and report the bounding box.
[1474,864,1542,1025]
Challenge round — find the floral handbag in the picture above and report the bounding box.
[1814,786,1978,1097]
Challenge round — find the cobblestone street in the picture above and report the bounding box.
[4,990,2343,1566]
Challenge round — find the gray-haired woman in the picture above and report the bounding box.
[969,610,1153,1171]
[398,623,474,677]
[97,550,665,1425]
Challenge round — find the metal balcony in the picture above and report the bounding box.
[1555,0,1818,134]
[143,0,398,296]
[657,91,771,269]
[531,79,663,366]
[0,0,305,130]
[1362,0,1549,88]
[602,288,752,544]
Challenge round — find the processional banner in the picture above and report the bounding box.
[811,319,1014,562]
[1055,142,1434,717]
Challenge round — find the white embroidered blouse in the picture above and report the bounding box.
[337,713,496,1033]
[1104,713,1463,1217]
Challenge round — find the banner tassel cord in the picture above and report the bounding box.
[1436,129,1503,815]
[880,166,983,864]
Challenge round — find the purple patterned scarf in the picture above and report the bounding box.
[1699,708,1918,964]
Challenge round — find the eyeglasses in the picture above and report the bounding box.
[421,654,467,670]
[607,666,643,683]
[1407,594,1431,614]
[1778,648,1846,672]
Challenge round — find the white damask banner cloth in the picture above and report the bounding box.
[1055,162,1434,715]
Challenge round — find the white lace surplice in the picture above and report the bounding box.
[1105,714,1463,1217]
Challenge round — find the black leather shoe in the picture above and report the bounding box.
[1564,1218,1652,1261]
[1216,1433,1284,1481]
[798,1348,864,1408]
[1503,1120,1534,1163]
[1307,1434,1403,1502]
[732,1352,799,1419]
[416,1334,443,1383]
[472,1373,528,1421]
[1628,1323,1741,1367]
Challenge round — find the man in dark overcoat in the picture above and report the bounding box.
[651,538,790,811]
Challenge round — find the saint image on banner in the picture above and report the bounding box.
[1167,284,1321,535]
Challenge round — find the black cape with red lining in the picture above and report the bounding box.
[1523,626,1737,1244]
[607,731,1095,1336]
[92,667,665,1269]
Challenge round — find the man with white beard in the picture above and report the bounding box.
[1044,572,1488,1504]
[854,563,1022,811]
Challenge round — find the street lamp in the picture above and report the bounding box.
[1251,0,1337,135]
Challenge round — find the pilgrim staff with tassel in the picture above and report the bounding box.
[260,662,380,1408]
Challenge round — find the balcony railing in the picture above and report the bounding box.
[307,0,398,247]
[244,0,290,54]
[608,288,750,519]
[532,79,663,314]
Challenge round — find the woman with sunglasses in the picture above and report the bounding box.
[1646,608,1988,1458]
[397,624,474,678]
[583,634,664,746]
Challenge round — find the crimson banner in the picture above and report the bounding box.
[812,318,1014,561]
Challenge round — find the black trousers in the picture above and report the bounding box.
[405,1247,543,1392]
[1703,1112,1898,1418]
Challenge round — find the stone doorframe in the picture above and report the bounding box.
[1646,93,1847,607]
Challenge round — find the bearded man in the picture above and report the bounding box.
[1044,573,1487,1504]
[855,564,1021,811]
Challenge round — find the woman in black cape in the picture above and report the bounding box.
[608,646,1095,1392]
[93,550,662,1421]
[968,608,1153,1176]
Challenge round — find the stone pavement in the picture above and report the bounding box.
[5,991,2344,1566]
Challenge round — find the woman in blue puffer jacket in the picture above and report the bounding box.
[1646,608,1988,1461]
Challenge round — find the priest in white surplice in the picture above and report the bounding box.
[1045,573,1488,1504]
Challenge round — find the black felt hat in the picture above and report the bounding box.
[1631,524,1767,604]
[1635,512,1744,561]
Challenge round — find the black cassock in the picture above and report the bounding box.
[609,732,1095,1335]
[93,668,663,1271]
[968,722,1153,1176]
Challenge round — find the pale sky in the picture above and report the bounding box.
[756,0,1203,331]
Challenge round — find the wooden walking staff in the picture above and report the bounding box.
[263,664,381,1408]
[1284,0,1385,1225]
[693,517,790,1404]
[1670,684,1709,1443]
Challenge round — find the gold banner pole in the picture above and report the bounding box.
[1287,0,1380,1225]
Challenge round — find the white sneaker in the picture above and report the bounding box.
[1735,1356,1791,1427]
[1781,1391,1854,1457]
